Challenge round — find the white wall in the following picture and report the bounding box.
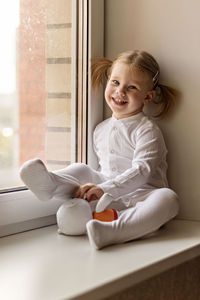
[104,0,200,220]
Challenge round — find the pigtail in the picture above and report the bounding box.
[153,84,178,118]
[91,57,113,89]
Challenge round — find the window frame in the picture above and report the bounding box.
[0,0,104,237]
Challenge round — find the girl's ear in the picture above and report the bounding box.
[144,90,156,104]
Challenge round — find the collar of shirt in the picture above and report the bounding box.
[111,112,144,129]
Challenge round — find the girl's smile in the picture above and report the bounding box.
[111,97,128,106]
[105,62,155,119]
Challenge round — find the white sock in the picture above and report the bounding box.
[20,158,79,201]
[86,219,118,250]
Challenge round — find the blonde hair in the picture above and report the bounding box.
[91,50,178,118]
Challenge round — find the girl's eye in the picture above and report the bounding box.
[128,85,136,90]
[112,80,119,85]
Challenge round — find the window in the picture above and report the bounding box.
[0,0,76,191]
[0,0,104,237]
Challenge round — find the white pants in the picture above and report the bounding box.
[20,160,179,245]
[54,163,179,240]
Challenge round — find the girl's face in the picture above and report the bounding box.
[105,62,155,119]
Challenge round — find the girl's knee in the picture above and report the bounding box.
[56,198,93,235]
[160,188,180,216]
[66,163,92,180]
[58,162,89,175]
[70,162,89,172]
[161,188,179,201]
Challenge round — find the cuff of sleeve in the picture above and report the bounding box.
[98,181,118,199]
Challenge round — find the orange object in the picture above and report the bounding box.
[93,209,118,222]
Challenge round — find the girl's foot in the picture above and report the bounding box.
[20,158,57,201]
[86,219,118,250]
[20,158,79,201]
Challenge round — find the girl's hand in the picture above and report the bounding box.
[74,183,104,202]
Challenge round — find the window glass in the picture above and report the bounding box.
[0,0,75,190]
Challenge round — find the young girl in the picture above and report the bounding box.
[20,50,179,249]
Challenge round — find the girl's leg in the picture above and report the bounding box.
[20,158,105,201]
[86,188,180,249]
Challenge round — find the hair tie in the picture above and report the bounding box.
[155,85,161,95]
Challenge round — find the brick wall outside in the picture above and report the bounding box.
[19,0,47,165]
[18,0,73,170]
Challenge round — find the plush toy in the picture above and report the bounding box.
[93,209,118,222]
[56,194,118,236]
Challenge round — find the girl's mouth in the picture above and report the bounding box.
[112,97,128,106]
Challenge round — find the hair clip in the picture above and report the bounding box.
[153,70,159,88]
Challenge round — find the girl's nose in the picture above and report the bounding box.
[116,87,126,97]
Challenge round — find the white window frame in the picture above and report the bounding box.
[0,0,104,238]
[87,0,104,169]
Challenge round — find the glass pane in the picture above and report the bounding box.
[0,0,75,190]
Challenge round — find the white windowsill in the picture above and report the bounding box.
[0,219,200,300]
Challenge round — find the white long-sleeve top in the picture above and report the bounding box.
[94,112,168,200]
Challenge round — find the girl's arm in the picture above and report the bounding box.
[97,126,167,200]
